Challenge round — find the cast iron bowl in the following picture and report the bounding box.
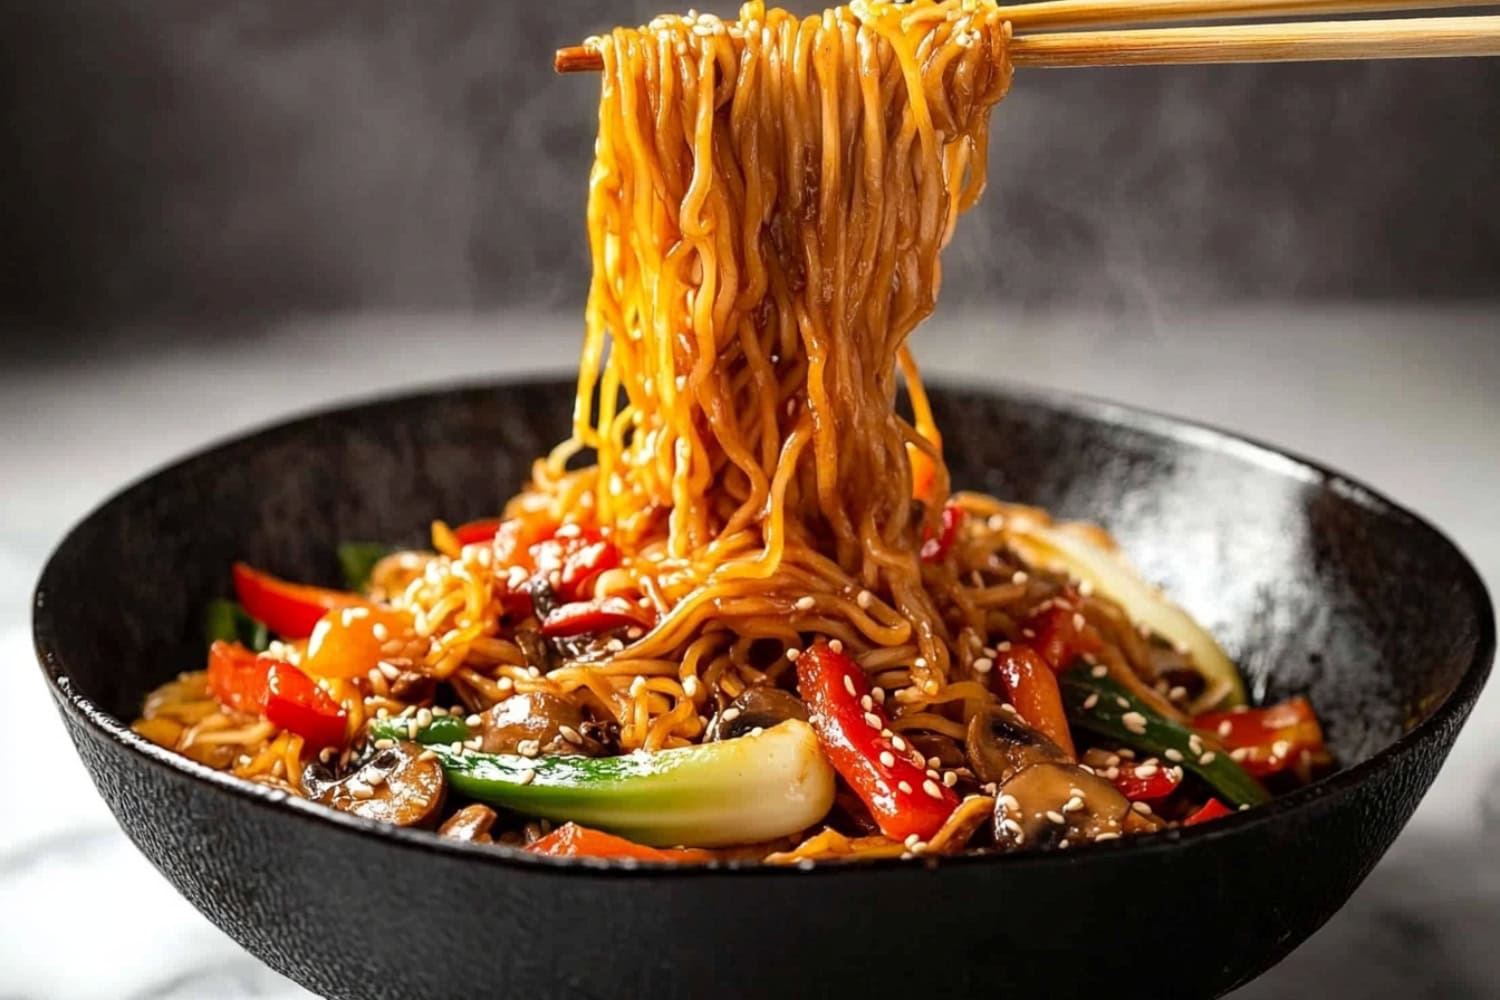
[33,378,1492,1000]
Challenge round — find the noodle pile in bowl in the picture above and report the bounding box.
[135,1,1327,862]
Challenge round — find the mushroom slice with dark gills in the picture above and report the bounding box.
[993,762,1130,851]
[708,686,809,741]
[479,691,609,757]
[304,741,446,828]
[965,707,1069,786]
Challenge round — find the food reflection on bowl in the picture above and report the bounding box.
[34,378,1492,1000]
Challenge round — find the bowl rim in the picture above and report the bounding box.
[32,374,1496,878]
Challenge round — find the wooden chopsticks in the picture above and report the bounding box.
[554,1,1500,73]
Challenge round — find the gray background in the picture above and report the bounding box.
[1,3,1498,999]
[2,0,1498,339]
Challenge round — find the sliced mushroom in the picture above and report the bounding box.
[480,691,607,756]
[438,804,498,843]
[305,741,447,828]
[708,686,809,741]
[992,761,1130,851]
[965,707,1068,786]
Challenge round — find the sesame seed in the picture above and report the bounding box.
[407,720,420,740]
[829,640,844,653]
[1131,801,1153,816]
[926,769,941,781]
[1091,664,1108,678]
[1072,612,1086,632]
[1135,763,1159,778]
[1115,697,1130,709]
[347,780,374,799]
[377,661,400,680]
[1094,832,1120,841]
[972,657,993,674]
[864,712,883,730]
[373,738,395,751]
[1272,740,1292,759]
[721,708,742,723]
[860,695,874,711]
[922,780,945,800]
[872,687,886,704]
[1217,720,1234,738]
[1077,580,1094,597]
[927,756,942,769]
[1231,747,1250,762]
[1188,734,1204,755]
[898,781,913,794]
[1117,748,1136,760]
[1083,693,1099,710]
[432,706,449,717]
[891,736,908,752]
[1045,810,1066,825]
[1122,712,1148,735]
[1011,570,1028,584]
[415,708,433,728]
[785,648,801,662]
[1169,685,1188,702]
[417,749,437,762]
[913,657,928,669]
[999,794,1020,812]
[880,751,896,767]
[856,590,874,609]
[1200,752,1217,765]
[904,833,921,849]
[465,713,482,727]
[1164,749,1184,763]
[683,676,701,698]
[1062,796,1085,813]
[516,768,536,786]
[943,771,958,787]
[372,623,390,642]
[559,725,583,745]
[842,675,857,697]
[795,596,816,611]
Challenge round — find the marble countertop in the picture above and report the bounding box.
[3,304,1497,998]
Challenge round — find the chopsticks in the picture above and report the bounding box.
[554,2,1500,73]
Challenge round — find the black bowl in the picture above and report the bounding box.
[34,378,1493,1000]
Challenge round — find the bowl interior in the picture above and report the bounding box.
[36,379,1489,784]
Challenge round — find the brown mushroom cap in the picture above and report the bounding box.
[965,707,1068,786]
[438,804,499,843]
[479,691,607,756]
[306,742,447,828]
[709,686,809,741]
[993,761,1130,851]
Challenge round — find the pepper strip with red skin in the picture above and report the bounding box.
[453,518,502,546]
[992,644,1077,758]
[232,562,362,640]
[1111,758,1183,802]
[796,641,959,842]
[1184,798,1233,826]
[1024,590,1101,671]
[526,822,711,862]
[540,596,655,638]
[1193,697,1327,778]
[919,501,963,563]
[206,641,347,748]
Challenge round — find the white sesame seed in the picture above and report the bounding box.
[861,695,874,711]
[347,780,374,799]
[372,623,390,642]
[943,771,958,787]
[1011,570,1028,584]
[1045,810,1066,825]
[872,687,886,705]
[1200,752,1217,765]
[1094,831,1120,841]
[682,676,701,698]
[1135,763,1160,778]
[972,657,993,674]
[923,780,945,800]
[1117,748,1136,760]
[904,833,921,849]
[1122,712,1148,735]
[465,713,482,727]
[432,706,449,717]
[927,756,942,769]
[1062,796,1085,813]
[795,596,816,611]
[864,712,883,730]
[1169,685,1188,702]
[377,661,401,680]
[891,736,908,752]
[856,590,874,609]
[1072,612,1086,632]
[785,648,801,662]
[417,749,437,762]
[897,781,913,794]
[1132,801,1153,816]
[1188,734,1204,755]
[516,768,536,786]
[828,640,844,654]
[1091,665,1108,678]
[1116,697,1130,709]
[1083,693,1099,710]
[1217,720,1234,738]
[999,794,1021,811]
[415,708,433,728]
[721,708,742,723]
[843,675,857,697]
[1272,740,1292,759]
[1164,749,1184,763]
[373,738,395,751]
[1231,747,1250,762]
[880,751,896,767]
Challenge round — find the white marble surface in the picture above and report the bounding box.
[3,304,1497,998]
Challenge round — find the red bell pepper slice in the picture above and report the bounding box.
[558,538,620,599]
[264,660,348,748]
[526,823,710,862]
[992,644,1077,758]
[796,641,959,842]
[1110,758,1183,802]
[1184,798,1233,827]
[232,562,361,640]
[540,597,655,639]
[207,639,270,715]
[493,515,562,570]
[1193,697,1326,778]
[206,641,347,749]
[453,518,502,546]
[919,501,963,563]
[1024,591,1101,671]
